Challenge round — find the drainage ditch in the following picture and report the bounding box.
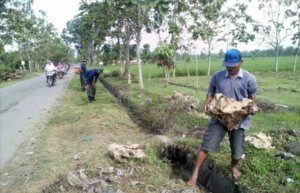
[100,78,164,133]
[100,78,249,193]
[160,144,248,193]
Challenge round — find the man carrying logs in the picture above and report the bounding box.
[188,49,258,186]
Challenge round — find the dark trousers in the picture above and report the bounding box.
[87,83,96,102]
[201,122,245,160]
[80,75,86,91]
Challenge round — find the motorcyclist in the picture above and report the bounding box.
[45,61,57,81]
[57,62,64,70]
[57,61,66,78]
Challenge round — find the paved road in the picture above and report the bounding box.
[0,71,74,168]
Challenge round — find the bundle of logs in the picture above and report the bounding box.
[1,69,28,81]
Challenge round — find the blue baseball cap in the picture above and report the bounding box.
[223,49,242,67]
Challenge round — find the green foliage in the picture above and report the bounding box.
[153,43,174,68]
[141,44,152,63]
[1,0,74,74]
[0,49,21,78]
[154,43,174,58]
[101,44,119,65]
[238,144,300,193]
[210,141,299,193]
[63,1,113,63]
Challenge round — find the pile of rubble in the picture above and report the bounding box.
[67,165,204,193]
[108,143,146,163]
[67,143,205,193]
[1,69,28,81]
[67,166,125,193]
[166,91,201,113]
[207,93,258,130]
[245,132,274,150]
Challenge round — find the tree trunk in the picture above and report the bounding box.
[207,41,212,76]
[136,5,144,89]
[293,37,299,74]
[26,52,32,72]
[294,50,298,74]
[185,61,187,76]
[124,41,130,79]
[119,38,124,74]
[149,64,152,80]
[185,61,190,76]
[117,37,122,69]
[164,68,170,87]
[35,62,38,71]
[120,61,123,75]
[124,27,131,84]
[89,41,96,66]
[275,46,279,72]
[29,60,32,72]
[171,3,178,78]
[172,54,176,77]
[196,54,199,92]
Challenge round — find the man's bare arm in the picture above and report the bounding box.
[248,95,258,114]
[204,95,214,112]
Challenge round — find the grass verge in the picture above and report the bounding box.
[7,76,204,193]
[102,71,300,193]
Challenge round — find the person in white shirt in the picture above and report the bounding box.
[45,61,57,81]
[45,61,57,71]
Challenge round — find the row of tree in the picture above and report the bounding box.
[63,0,300,89]
[101,43,300,62]
[0,0,74,78]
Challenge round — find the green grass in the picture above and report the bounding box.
[106,76,210,133]
[212,142,300,193]
[104,69,300,193]
[106,71,300,133]
[9,75,198,193]
[8,60,299,193]
[105,56,298,79]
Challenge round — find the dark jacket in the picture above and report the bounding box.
[85,69,99,85]
[80,63,87,75]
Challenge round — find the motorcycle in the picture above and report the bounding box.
[46,70,57,87]
[57,68,65,79]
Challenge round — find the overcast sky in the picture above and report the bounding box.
[32,0,295,53]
